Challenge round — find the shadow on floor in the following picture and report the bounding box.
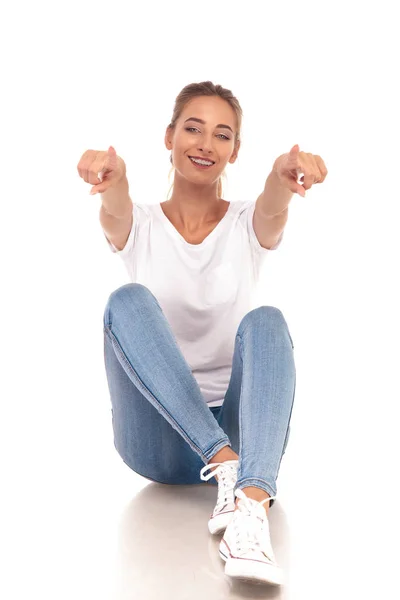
[114,481,292,599]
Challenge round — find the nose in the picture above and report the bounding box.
[197,145,214,158]
[197,133,214,154]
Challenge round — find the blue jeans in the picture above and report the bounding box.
[103,284,296,505]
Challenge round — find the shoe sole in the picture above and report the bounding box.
[208,509,235,535]
[219,549,283,586]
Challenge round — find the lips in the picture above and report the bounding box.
[188,156,215,164]
[188,157,214,169]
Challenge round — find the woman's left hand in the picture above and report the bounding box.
[273,144,328,198]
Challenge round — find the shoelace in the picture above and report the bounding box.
[232,488,277,559]
[200,460,238,513]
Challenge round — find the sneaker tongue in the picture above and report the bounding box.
[239,498,267,520]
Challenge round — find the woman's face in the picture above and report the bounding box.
[165,96,240,184]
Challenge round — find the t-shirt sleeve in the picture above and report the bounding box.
[245,201,284,255]
[103,203,141,259]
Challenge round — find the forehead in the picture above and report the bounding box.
[181,96,236,126]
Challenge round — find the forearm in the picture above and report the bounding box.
[101,165,133,218]
[258,169,294,217]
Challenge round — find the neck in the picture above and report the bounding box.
[166,174,224,228]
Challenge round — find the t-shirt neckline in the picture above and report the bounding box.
[156,201,232,248]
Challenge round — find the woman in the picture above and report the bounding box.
[77,80,327,586]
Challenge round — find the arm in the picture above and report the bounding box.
[100,161,132,218]
[253,170,291,250]
[99,174,134,251]
[253,145,328,250]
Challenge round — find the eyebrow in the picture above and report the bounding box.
[184,117,234,134]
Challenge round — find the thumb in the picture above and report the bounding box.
[100,145,118,177]
[296,186,306,197]
[289,144,304,196]
[107,145,118,166]
[89,146,118,195]
[105,145,118,171]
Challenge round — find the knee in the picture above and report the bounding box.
[109,283,150,304]
[238,306,293,344]
[103,283,153,327]
[240,306,284,329]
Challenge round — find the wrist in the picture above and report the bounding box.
[260,171,292,217]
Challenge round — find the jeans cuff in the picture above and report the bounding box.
[235,477,276,500]
[203,437,231,462]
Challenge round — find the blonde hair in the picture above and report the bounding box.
[166,81,243,201]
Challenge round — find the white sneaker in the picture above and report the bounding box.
[200,460,239,535]
[219,488,284,586]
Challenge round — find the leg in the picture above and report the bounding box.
[103,283,232,479]
[215,306,296,510]
[206,444,239,482]
[104,326,208,483]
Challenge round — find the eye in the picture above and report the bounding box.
[185,127,230,140]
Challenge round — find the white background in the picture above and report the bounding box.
[1,1,399,598]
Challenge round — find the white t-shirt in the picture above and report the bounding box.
[105,200,282,407]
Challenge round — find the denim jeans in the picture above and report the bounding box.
[103,283,296,505]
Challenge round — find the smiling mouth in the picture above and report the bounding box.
[188,157,215,169]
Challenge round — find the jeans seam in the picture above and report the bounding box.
[236,331,245,477]
[104,325,223,464]
[234,323,293,498]
[277,367,296,473]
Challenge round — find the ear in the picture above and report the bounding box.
[165,126,173,151]
[228,139,241,164]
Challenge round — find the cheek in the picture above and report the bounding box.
[174,138,188,154]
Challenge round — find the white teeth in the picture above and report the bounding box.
[190,157,213,166]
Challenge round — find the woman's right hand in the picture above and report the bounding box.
[77,146,126,195]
